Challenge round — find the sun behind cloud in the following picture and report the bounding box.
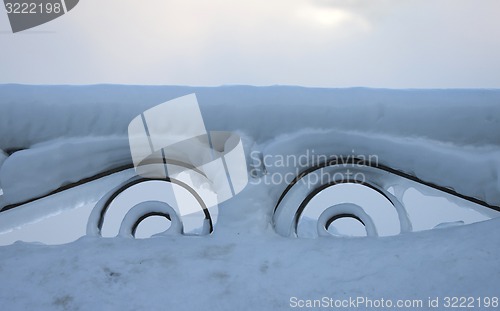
[296,3,371,32]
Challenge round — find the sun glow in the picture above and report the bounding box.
[297,5,370,31]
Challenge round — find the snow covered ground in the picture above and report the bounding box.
[0,216,499,310]
[0,85,499,310]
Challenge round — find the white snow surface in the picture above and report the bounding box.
[1,136,131,204]
[0,85,500,310]
[1,85,500,207]
[0,216,499,311]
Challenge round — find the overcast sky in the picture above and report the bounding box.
[0,0,499,88]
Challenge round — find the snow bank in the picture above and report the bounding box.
[261,129,500,206]
[1,85,500,208]
[0,136,131,205]
[2,85,500,149]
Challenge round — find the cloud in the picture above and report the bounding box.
[0,0,499,88]
[296,3,371,32]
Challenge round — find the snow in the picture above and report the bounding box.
[0,169,135,239]
[0,149,7,168]
[87,177,215,237]
[115,201,183,238]
[1,85,500,209]
[0,85,500,310]
[261,128,500,206]
[0,217,499,311]
[0,136,131,205]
